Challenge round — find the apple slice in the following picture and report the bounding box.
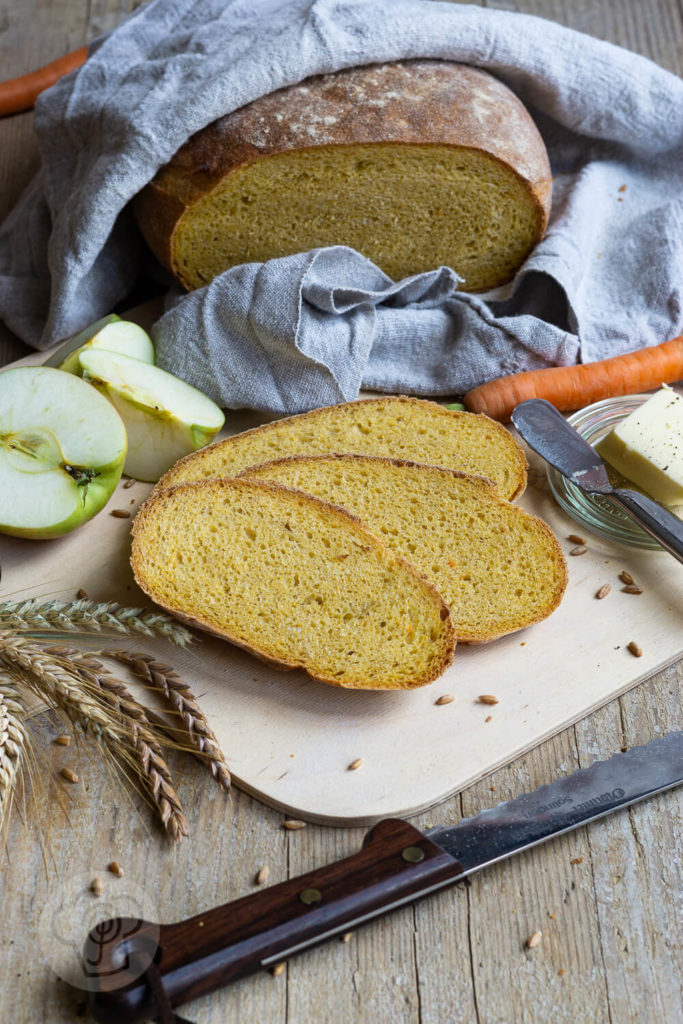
[0,367,127,539]
[78,350,225,482]
[56,315,155,374]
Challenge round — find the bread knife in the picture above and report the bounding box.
[84,730,683,1023]
[511,398,683,563]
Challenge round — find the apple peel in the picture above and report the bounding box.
[78,350,225,482]
[0,367,127,539]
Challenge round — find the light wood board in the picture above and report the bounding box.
[2,352,681,824]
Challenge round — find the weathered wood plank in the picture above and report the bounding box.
[0,3,681,1024]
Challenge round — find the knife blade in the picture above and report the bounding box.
[85,731,683,1024]
[511,398,683,563]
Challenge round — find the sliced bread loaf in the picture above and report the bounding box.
[242,455,567,642]
[131,477,455,690]
[157,397,528,501]
[134,61,551,292]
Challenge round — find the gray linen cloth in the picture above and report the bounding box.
[0,0,681,414]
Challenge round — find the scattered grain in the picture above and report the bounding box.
[595,584,611,600]
[108,862,124,878]
[570,545,588,556]
[110,509,131,519]
[526,931,543,949]
[271,962,285,976]
[255,865,270,885]
[558,968,566,976]
[568,534,586,545]
[485,715,493,723]
[54,734,71,747]
[622,585,643,595]
[619,570,634,585]
[570,857,583,865]
[283,819,306,830]
[347,758,364,770]
[60,767,79,784]
[477,695,499,705]
[627,641,643,658]
[123,478,136,489]
[340,932,353,943]
[90,878,103,897]
[434,694,454,706]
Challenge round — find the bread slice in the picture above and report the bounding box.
[134,60,551,292]
[131,477,455,690]
[242,455,567,642]
[157,397,528,501]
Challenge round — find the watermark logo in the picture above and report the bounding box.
[38,870,159,992]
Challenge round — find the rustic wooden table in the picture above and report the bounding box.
[0,2,681,1022]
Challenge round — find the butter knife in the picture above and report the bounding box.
[511,398,683,563]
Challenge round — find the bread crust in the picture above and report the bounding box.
[134,60,551,287]
[238,452,568,643]
[131,476,456,690]
[155,395,529,502]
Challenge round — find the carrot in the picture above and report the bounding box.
[463,335,683,421]
[0,46,88,118]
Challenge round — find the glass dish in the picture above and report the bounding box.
[545,394,678,550]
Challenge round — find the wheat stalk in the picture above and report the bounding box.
[0,599,193,647]
[0,631,127,741]
[40,646,188,841]
[102,650,231,793]
[0,673,29,830]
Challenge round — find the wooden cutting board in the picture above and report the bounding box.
[2,348,682,825]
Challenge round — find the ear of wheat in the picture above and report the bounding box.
[0,672,29,830]
[0,599,229,841]
[0,599,193,647]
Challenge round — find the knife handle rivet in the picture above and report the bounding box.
[299,887,323,905]
[401,846,425,864]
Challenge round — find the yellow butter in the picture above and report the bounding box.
[597,388,683,507]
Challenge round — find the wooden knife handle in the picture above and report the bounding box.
[86,818,462,1023]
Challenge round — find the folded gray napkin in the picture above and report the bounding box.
[0,0,681,414]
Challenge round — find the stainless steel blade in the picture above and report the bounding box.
[510,398,683,563]
[428,732,683,875]
[511,398,612,492]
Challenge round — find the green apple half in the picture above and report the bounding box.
[58,315,155,375]
[0,367,127,539]
[78,350,225,482]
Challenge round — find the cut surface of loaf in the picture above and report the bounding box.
[134,60,551,292]
[242,455,567,642]
[131,477,455,690]
[157,397,528,501]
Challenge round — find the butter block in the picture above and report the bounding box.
[597,388,683,507]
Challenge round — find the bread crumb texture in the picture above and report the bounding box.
[136,60,551,292]
[157,397,528,502]
[243,455,567,642]
[173,143,542,290]
[131,478,455,690]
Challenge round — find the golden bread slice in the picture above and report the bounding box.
[131,477,455,690]
[157,397,527,501]
[242,455,567,642]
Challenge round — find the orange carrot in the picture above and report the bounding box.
[0,47,88,118]
[463,335,683,421]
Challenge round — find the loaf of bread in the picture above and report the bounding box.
[242,455,567,642]
[131,477,456,690]
[156,397,528,501]
[134,60,551,292]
